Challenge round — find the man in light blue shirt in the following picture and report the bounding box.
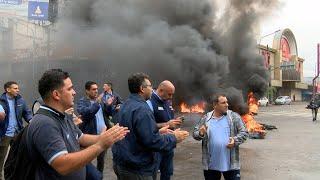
[193,94,248,180]
[5,94,18,137]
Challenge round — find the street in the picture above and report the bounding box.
[102,102,320,180]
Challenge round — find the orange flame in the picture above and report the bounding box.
[180,102,205,113]
[241,92,266,136]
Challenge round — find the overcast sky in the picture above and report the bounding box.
[1,0,318,78]
[260,0,320,78]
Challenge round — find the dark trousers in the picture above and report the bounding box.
[312,108,318,121]
[86,163,103,180]
[157,151,174,180]
[0,136,13,180]
[113,164,154,180]
[204,169,241,180]
[97,150,106,173]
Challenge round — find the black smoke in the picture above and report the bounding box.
[51,0,279,113]
[0,0,278,112]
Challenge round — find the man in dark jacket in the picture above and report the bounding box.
[146,80,183,180]
[77,81,113,173]
[307,94,320,121]
[101,82,123,118]
[112,73,189,180]
[0,81,32,179]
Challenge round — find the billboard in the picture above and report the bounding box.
[28,1,48,20]
[0,0,50,20]
[0,0,22,5]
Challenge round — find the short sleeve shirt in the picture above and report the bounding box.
[27,106,85,180]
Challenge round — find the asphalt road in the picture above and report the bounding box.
[102,102,320,180]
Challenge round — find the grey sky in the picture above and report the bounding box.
[260,0,320,77]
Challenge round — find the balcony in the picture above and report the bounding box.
[282,69,301,81]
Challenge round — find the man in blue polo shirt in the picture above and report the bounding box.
[146,80,183,180]
[0,81,32,180]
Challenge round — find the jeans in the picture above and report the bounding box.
[86,163,103,180]
[204,169,241,180]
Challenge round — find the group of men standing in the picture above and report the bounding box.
[0,69,248,180]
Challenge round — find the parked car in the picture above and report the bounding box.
[258,97,269,106]
[275,96,292,105]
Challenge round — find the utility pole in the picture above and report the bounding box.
[46,25,50,69]
[312,44,320,97]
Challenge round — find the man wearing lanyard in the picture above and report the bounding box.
[146,80,183,180]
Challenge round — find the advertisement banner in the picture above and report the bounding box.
[0,0,22,5]
[28,1,48,20]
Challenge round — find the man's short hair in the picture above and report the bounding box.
[105,82,112,87]
[211,93,227,105]
[128,73,150,94]
[4,81,18,92]
[85,81,97,90]
[38,69,70,100]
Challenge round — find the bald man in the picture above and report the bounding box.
[147,80,183,180]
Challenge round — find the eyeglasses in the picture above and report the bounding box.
[143,84,153,88]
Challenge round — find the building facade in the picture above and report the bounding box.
[258,28,308,101]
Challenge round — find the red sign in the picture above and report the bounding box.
[261,49,270,68]
[281,37,291,61]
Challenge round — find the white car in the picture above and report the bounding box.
[275,96,292,105]
[258,97,269,106]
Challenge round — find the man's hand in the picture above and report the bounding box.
[95,124,129,149]
[226,137,235,149]
[115,104,121,111]
[199,125,207,137]
[0,112,5,121]
[168,118,183,129]
[106,97,114,106]
[65,108,74,115]
[173,129,189,143]
[73,115,83,126]
[159,125,174,135]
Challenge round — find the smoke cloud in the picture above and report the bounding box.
[50,0,280,113]
[0,0,280,113]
